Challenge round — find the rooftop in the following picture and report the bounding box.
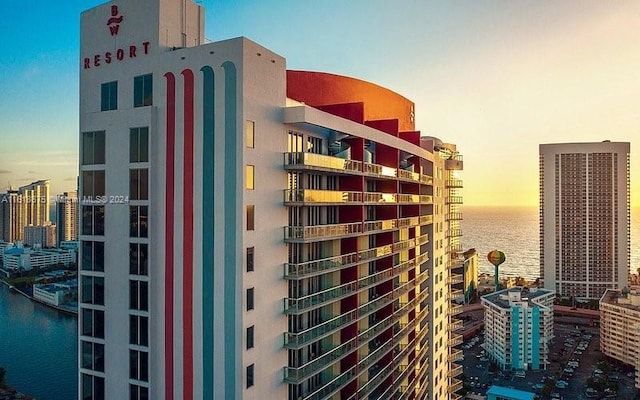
[601,288,640,311]
[487,385,535,400]
[482,286,554,309]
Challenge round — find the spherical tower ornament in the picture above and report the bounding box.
[487,250,506,290]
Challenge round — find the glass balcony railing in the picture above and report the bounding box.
[285,189,434,205]
[284,235,429,279]
[285,221,363,241]
[284,152,362,173]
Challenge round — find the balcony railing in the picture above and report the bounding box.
[449,378,463,393]
[449,289,464,301]
[450,333,463,347]
[448,363,463,378]
[445,196,463,205]
[445,212,463,221]
[448,273,463,285]
[446,244,464,256]
[285,189,433,206]
[445,179,463,188]
[285,221,363,241]
[449,318,464,332]
[449,304,464,316]
[449,348,463,362]
[446,229,463,239]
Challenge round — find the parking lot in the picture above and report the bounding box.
[460,322,639,400]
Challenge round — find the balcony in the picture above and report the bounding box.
[446,229,463,239]
[449,318,464,331]
[449,378,463,392]
[448,363,463,378]
[449,288,464,301]
[451,393,463,400]
[445,179,463,188]
[284,152,362,174]
[449,348,463,362]
[445,212,463,221]
[285,189,362,205]
[450,304,463,316]
[450,333,463,347]
[445,196,463,205]
[285,221,363,242]
[447,253,464,265]
[448,273,463,285]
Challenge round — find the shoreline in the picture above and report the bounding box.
[0,279,77,317]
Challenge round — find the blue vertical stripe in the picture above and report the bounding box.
[222,60,238,398]
[200,65,215,400]
[511,307,519,370]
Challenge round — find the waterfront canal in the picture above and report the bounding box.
[0,284,77,400]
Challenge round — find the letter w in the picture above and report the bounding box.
[109,25,120,36]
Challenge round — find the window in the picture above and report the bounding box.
[129,243,148,275]
[130,384,149,400]
[82,206,105,236]
[130,169,148,200]
[130,280,149,311]
[81,341,105,372]
[130,315,149,347]
[246,247,254,272]
[246,287,254,311]
[130,206,148,237]
[129,349,149,382]
[82,170,105,198]
[246,165,254,190]
[130,127,149,163]
[81,308,105,339]
[245,120,255,148]
[82,373,105,400]
[101,81,118,111]
[246,326,254,349]
[82,241,104,272]
[246,205,254,231]
[134,74,153,107]
[82,276,104,305]
[82,131,106,165]
[246,364,254,388]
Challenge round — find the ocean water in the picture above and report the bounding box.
[461,206,640,279]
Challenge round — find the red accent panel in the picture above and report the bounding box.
[287,70,415,132]
[182,68,195,400]
[164,72,176,400]
[318,102,364,125]
[365,119,399,137]
[400,130,421,146]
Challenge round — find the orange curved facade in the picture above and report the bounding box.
[287,70,416,133]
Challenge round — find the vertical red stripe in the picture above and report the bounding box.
[164,72,176,400]
[182,69,195,400]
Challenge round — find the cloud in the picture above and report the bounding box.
[0,169,11,174]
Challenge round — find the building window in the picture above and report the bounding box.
[247,325,254,349]
[130,169,149,200]
[246,287,254,311]
[129,349,149,382]
[82,241,104,272]
[130,280,149,311]
[82,170,105,198]
[246,364,254,388]
[246,120,255,148]
[246,247,254,272]
[246,165,254,190]
[82,276,105,305]
[82,373,105,400]
[130,315,149,347]
[246,205,254,231]
[81,340,105,372]
[130,206,148,237]
[82,205,105,236]
[130,384,149,400]
[134,74,153,107]
[130,127,149,163]
[81,308,105,339]
[129,243,148,275]
[82,131,106,165]
[101,81,117,111]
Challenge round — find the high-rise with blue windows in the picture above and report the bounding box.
[482,287,554,371]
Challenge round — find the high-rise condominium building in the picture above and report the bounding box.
[539,142,630,299]
[482,287,555,371]
[56,191,78,246]
[600,289,640,389]
[24,224,57,248]
[79,1,463,399]
[0,180,50,243]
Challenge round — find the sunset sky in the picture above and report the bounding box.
[0,0,638,207]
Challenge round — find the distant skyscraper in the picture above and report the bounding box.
[79,0,463,399]
[24,224,57,248]
[539,142,630,299]
[0,190,20,242]
[0,180,50,243]
[56,191,78,246]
